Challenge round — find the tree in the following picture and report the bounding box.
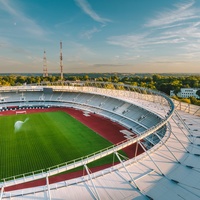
[173,88,181,95]
[16,76,26,84]
[104,83,115,89]
[116,82,124,90]
[181,98,191,104]
[83,75,89,81]
[152,74,162,82]
[196,90,200,98]
[96,77,103,81]
[190,96,200,106]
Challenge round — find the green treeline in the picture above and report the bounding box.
[0,74,200,105]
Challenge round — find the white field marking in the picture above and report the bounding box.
[83,111,90,117]
[120,130,134,139]
[14,118,29,133]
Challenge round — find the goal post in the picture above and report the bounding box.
[16,111,27,115]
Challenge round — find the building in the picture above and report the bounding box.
[170,88,200,98]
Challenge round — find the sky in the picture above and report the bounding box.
[0,0,200,74]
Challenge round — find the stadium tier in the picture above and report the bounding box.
[0,81,199,200]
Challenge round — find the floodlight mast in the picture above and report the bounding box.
[60,41,63,80]
[43,50,48,77]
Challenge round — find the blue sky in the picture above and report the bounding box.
[0,0,200,73]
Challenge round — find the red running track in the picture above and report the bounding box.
[0,107,144,191]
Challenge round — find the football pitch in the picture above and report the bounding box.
[0,111,120,180]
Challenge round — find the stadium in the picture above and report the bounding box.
[0,81,200,200]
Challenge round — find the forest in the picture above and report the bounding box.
[0,73,200,105]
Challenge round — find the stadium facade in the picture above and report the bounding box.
[0,81,200,200]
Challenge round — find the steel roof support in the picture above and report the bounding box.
[138,141,165,176]
[84,164,100,200]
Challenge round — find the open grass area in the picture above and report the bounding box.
[0,111,120,180]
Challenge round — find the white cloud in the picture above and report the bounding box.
[80,27,101,39]
[26,55,42,64]
[0,0,45,37]
[71,42,95,55]
[75,0,111,24]
[0,36,11,48]
[107,33,148,48]
[93,64,124,67]
[0,56,22,65]
[174,0,195,10]
[64,41,96,64]
[107,31,186,50]
[107,0,200,65]
[54,18,74,28]
[145,0,198,27]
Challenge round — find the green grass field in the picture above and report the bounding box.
[0,111,119,180]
